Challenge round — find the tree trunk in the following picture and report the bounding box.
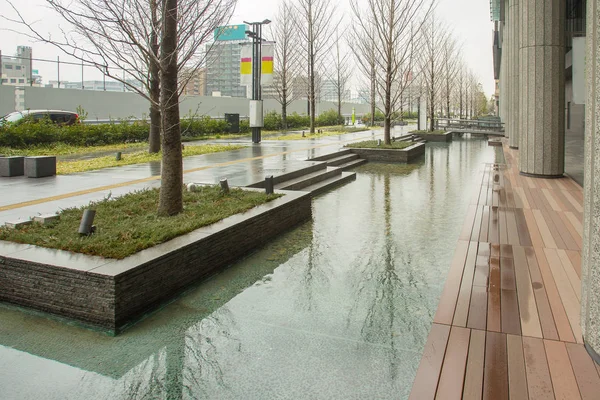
[157,0,183,216]
[282,102,288,130]
[148,0,161,154]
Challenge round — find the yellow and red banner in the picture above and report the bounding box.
[239,42,274,86]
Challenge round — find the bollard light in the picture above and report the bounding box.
[115,152,122,161]
[220,178,230,194]
[78,209,96,236]
[265,175,274,194]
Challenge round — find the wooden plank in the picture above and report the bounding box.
[471,206,484,243]
[522,337,555,399]
[523,209,545,249]
[505,208,521,246]
[514,187,529,209]
[514,209,533,246]
[544,248,583,343]
[532,209,559,249]
[558,211,583,250]
[479,206,490,243]
[524,248,559,340]
[489,206,500,244]
[409,323,451,400]
[460,205,478,241]
[563,190,584,213]
[552,189,578,213]
[498,209,509,245]
[533,247,577,343]
[453,243,479,327]
[566,343,600,400]
[435,327,471,400]
[483,332,508,400]
[566,250,582,279]
[463,329,486,400]
[542,188,562,212]
[557,250,582,301]
[434,241,470,325]
[545,208,579,250]
[565,211,583,236]
[513,246,543,338]
[507,335,529,400]
[467,286,488,330]
[487,256,502,333]
[544,340,582,400]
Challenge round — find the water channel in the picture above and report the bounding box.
[0,135,501,399]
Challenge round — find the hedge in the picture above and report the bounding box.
[0,117,246,148]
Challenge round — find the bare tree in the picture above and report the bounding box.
[350,19,377,127]
[419,13,449,131]
[269,1,302,130]
[351,0,433,144]
[294,0,340,133]
[327,29,352,123]
[442,38,461,119]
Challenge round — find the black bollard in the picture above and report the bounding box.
[78,209,96,236]
[115,152,122,161]
[265,175,274,195]
[220,178,230,194]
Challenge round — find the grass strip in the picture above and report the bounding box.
[0,186,282,259]
[57,144,245,174]
[270,127,367,141]
[345,140,412,149]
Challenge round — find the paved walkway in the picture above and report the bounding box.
[409,142,599,399]
[0,127,412,225]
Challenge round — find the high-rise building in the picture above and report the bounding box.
[181,67,207,96]
[205,39,248,98]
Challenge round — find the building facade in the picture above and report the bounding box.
[0,46,41,87]
[205,41,248,98]
[493,0,600,366]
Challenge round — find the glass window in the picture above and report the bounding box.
[15,66,21,70]
[4,64,13,69]
[10,79,16,83]
[18,79,24,83]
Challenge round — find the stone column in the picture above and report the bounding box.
[581,0,600,365]
[503,0,511,139]
[500,21,509,135]
[518,0,565,177]
[508,0,520,149]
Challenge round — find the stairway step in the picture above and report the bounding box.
[337,158,367,171]
[276,166,342,191]
[308,149,352,161]
[326,153,359,166]
[302,171,357,196]
[246,162,326,188]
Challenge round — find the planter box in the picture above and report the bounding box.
[25,156,56,178]
[412,131,453,142]
[348,142,425,163]
[0,189,311,334]
[0,156,25,177]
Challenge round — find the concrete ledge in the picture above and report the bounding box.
[0,189,312,334]
[412,131,453,142]
[25,156,56,178]
[348,142,425,163]
[0,156,25,177]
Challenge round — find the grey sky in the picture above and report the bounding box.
[1,0,494,96]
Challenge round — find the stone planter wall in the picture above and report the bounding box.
[412,131,453,142]
[348,142,425,163]
[0,190,311,334]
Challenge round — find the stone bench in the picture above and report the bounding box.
[25,156,56,178]
[0,156,25,177]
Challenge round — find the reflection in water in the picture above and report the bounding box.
[0,137,496,399]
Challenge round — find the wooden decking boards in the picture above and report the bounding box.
[410,144,600,399]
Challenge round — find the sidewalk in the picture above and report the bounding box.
[0,126,412,225]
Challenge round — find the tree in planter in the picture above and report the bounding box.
[351,0,433,144]
[294,0,340,134]
[4,0,233,155]
[269,1,302,130]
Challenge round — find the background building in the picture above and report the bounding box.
[205,27,249,98]
[0,46,42,87]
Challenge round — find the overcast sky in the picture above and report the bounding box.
[1,0,494,96]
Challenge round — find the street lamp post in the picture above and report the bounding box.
[244,19,271,144]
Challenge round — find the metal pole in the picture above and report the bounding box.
[103,66,106,91]
[251,23,260,143]
[81,60,84,90]
[30,53,33,86]
[57,56,60,88]
[0,50,3,85]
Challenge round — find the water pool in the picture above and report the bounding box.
[0,136,499,399]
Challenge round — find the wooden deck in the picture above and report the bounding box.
[409,144,600,399]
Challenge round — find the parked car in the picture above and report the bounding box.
[0,110,79,126]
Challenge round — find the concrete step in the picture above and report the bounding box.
[308,149,353,162]
[302,171,357,197]
[336,158,368,171]
[246,162,326,188]
[325,153,359,166]
[276,166,342,191]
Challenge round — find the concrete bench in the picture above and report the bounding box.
[25,156,56,178]
[0,156,25,177]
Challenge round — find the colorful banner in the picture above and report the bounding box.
[261,43,274,85]
[240,44,253,86]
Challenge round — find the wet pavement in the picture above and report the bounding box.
[0,127,416,225]
[0,136,500,399]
